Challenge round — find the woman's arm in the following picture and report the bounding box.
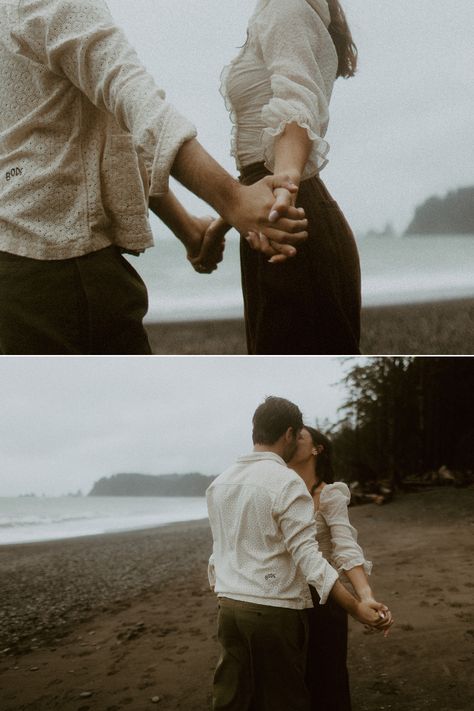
[343,564,374,602]
[320,485,394,633]
[273,122,312,193]
[319,485,375,597]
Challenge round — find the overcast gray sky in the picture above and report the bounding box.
[108,0,473,234]
[0,357,364,497]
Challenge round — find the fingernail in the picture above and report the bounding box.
[269,210,279,222]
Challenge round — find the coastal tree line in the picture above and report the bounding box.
[327,357,474,487]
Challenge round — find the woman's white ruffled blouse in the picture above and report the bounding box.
[220,0,338,180]
[316,482,373,578]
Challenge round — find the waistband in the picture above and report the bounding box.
[218,596,302,613]
[239,162,270,184]
[239,162,322,187]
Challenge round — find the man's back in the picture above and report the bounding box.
[207,451,322,609]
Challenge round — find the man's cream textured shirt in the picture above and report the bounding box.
[0,0,197,259]
[206,452,339,609]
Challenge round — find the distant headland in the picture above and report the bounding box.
[405,186,474,235]
[89,472,215,497]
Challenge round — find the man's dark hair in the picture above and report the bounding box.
[252,396,303,445]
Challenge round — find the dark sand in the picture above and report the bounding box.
[145,297,474,355]
[1,488,473,711]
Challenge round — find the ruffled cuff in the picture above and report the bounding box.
[339,558,373,577]
[261,112,330,181]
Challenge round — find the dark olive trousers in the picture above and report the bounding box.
[213,598,310,711]
[307,588,352,711]
[240,163,361,355]
[0,246,152,355]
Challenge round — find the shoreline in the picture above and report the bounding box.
[0,516,210,549]
[145,296,474,355]
[1,489,473,710]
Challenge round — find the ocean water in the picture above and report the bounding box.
[0,497,209,545]
[125,232,474,322]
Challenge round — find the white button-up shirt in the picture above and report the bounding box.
[206,451,339,609]
[0,0,197,259]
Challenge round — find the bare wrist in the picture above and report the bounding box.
[358,587,374,603]
[217,179,242,225]
[274,168,301,188]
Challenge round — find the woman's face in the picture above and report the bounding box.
[288,428,315,466]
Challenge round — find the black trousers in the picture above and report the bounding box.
[0,246,152,355]
[213,599,310,711]
[306,588,352,711]
[240,163,361,355]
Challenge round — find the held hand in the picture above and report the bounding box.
[190,217,229,274]
[229,174,308,257]
[354,600,394,633]
[358,594,394,637]
[244,174,307,263]
[187,216,227,274]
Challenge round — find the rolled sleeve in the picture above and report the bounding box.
[255,0,332,179]
[275,478,339,604]
[208,553,216,589]
[320,483,373,576]
[17,0,197,194]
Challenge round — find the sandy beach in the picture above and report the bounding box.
[145,297,474,355]
[1,487,473,711]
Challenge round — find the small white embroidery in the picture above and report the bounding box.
[5,167,23,182]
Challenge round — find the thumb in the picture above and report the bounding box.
[268,189,293,223]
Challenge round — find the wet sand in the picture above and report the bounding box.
[145,297,474,355]
[0,488,473,710]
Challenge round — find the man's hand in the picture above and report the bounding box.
[243,177,307,263]
[225,174,308,260]
[353,600,394,636]
[171,141,308,259]
[188,216,228,274]
[183,216,226,274]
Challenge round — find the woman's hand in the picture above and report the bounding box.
[246,192,307,263]
[357,599,394,638]
[187,216,228,274]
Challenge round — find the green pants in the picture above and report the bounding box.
[0,246,152,354]
[213,599,310,711]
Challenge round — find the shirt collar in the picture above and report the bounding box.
[254,0,331,29]
[237,451,287,467]
[306,0,331,28]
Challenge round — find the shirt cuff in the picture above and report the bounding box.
[148,105,197,196]
[317,564,339,605]
[261,114,330,180]
[339,558,373,576]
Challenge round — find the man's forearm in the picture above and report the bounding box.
[329,579,360,617]
[171,138,239,222]
[149,190,196,244]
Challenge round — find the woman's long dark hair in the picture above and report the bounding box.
[305,427,335,485]
[327,0,358,78]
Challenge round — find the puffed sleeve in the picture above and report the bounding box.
[275,477,339,604]
[319,483,373,576]
[16,0,197,196]
[254,0,334,179]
